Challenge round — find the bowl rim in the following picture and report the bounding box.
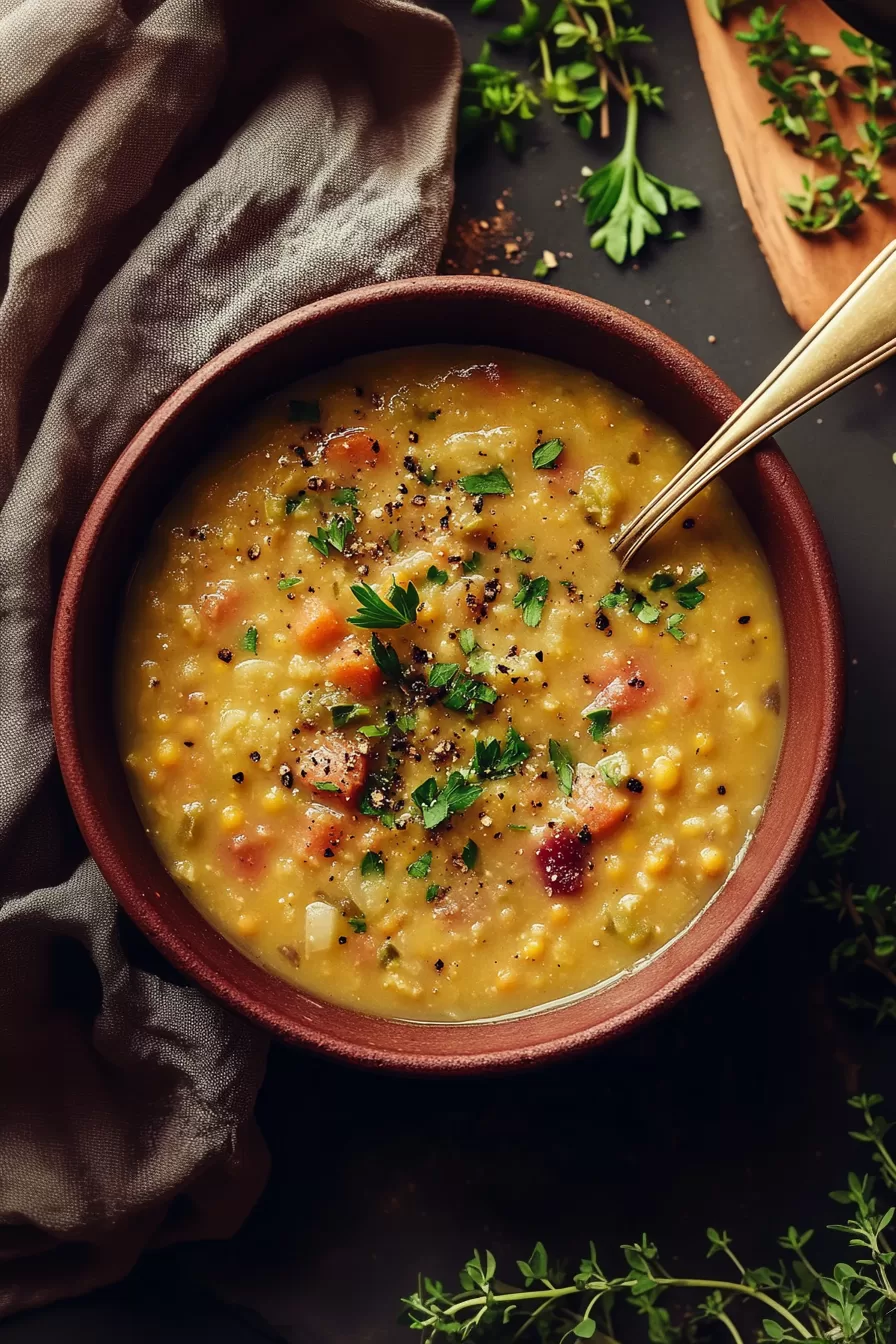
[51,275,844,1072]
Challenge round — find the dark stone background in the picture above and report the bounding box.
[3,2,893,1339]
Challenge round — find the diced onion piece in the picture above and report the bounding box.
[304,900,338,953]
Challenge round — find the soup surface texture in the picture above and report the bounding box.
[117,347,786,1021]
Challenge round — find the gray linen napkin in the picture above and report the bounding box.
[0,0,460,1317]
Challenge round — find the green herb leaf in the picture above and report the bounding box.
[506,546,533,562]
[469,726,532,780]
[532,438,564,469]
[443,669,499,714]
[331,486,359,507]
[277,576,303,590]
[675,570,708,609]
[287,398,320,422]
[458,466,513,495]
[331,704,370,727]
[584,707,612,741]
[348,915,367,933]
[513,574,549,628]
[239,626,258,655]
[285,491,307,515]
[387,529,402,553]
[459,629,478,656]
[549,739,575,796]
[361,851,385,878]
[630,594,660,624]
[649,572,675,590]
[308,514,354,558]
[412,772,484,829]
[348,579,420,629]
[427,565,449,586]
[666,613,686,641]
[599,752,627,788]
[370,632,404,683]
[314,781,341,793]
[463,552,482,574]
[407,851,433,879]
[425,883,442,902]
[358,723,391,739]
[461,839,479,869]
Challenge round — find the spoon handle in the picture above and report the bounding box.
[612,238,896,569]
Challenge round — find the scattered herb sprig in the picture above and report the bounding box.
[349,579,420,630]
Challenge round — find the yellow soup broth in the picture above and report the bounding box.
[117,347,786,1021]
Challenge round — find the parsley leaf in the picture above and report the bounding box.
[331,704,370,727]
[370,632,404,682]
[458,466,513,495]
[348,915,367,933]
[666,613,686,641]
[513,574,549,628]
[469,726,532,780]
[285,491,307,515]
[599,752,627,788]
[428,663,460,690]
[360,851,385,878]
[412,772,484,829]
[287,398,320,422]
[462,839,479,869]
[277,575,303,590]
[549,739,575,797]
[584,707,612,741]
[239,626,258,655]
[675,570,708,609]
[630,593,660,624]
[314,781,341,793]
[532,438,564,469]
[387,529,402,553]
[407,851,433,879]
[331,486,359,507]
[649,572,675,590]
[427,663,498,714]
[425,884,442,902]
[599,586,631,609]
[427,565,448,586]
[358,723,391,739]
[458,629,478,656]
[308,514,354,558]
[506,546,533,562]
[463,552,482,574]
[348,579,420,629]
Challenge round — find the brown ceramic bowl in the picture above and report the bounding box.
[51,277,843,1072]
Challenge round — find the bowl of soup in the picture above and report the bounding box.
[51,277,843,1070]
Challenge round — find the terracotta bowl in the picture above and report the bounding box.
[51,277,843,1072]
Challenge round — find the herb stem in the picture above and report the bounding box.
[716,1310,745,1344]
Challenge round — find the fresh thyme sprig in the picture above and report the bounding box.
[402,1094,896,1342]
[807,791,896,1025]
[461,0,700,264]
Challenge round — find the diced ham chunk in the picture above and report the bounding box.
[296,805,345,861]
[568,767,630,838]
[535,826,590,896]
[296,732,369,808]
[199,578,241,629]
[586,656,652,720]
[326,637,384,698]
[224,827,269,878]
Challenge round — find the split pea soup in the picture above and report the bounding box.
[117,346,786,1022]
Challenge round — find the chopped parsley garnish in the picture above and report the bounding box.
[358,759,399,827]
[308,514,354,558]
[412,772,484,829]
[387,529,402,552]
[469,726,532,780]
[599,752,627,788]
[467,648,493,676]
[675,570,708,610]
[314,781,341,793]
[331,703,370,727]
[461,839,479,869]
[506,546,533,562]
[287,398,320,422]
[358,723,391,739]
[508,823,530,832]
[630,594,660,624]
[360,851,385,878]
[649,572,675,591]
[348,579,419,629]
[666,613,687,641]
[407,851,433,879]
[462,552,482,574]
[427,565,448,586]
[378,942,400,965]
[348,916,367,934]
[549,739,575,797]
[370,632,404,682]
[285,490,307,514]
[599,586,630,609]
[425,883,442,902]
[277,575,303,590]
[238,626,258,654]
[427,663,499,714]
[532,438,564,470]
[396,713,416,733]
[584,707,612,741]
[458,629,478,656]
[331,486,359,507]
[419,466,437,485]
[458,466,513,496]
[513,574,549,628]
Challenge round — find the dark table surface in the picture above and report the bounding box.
[4,3,895,1340]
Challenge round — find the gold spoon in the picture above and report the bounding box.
[612,238,896,570]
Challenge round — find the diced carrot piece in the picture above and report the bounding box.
[587,656,653,719]
[296,732,369,808]
[348,932,378,967]
[199,578,241,629]
[326,637,384,698]
[224,828,269,878]
[568,771,630,838]
[294,595,347,654]
[296,805,345,861]
[324,431,382,470]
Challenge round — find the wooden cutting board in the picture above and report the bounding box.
[684,0,896,329]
